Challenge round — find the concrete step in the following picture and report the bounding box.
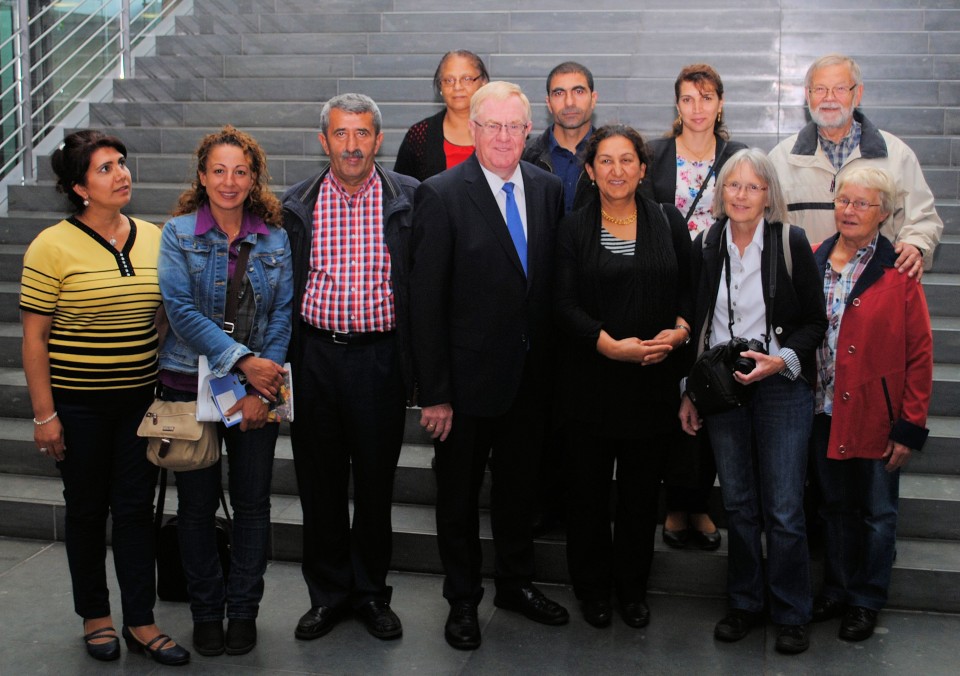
[922,274,960,318]
[933,316,960,364]
[2,471,959,612]
[932,235,960,274]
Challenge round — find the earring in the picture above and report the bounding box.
[717,110,722,124]
[675,113,682,129]
[83,199,89,207]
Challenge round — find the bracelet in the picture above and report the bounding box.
[256,394,270,406]
[674,324,690,334]
[33,411,58,426]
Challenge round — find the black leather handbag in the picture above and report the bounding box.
[154,468,232,603]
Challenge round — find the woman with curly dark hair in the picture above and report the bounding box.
[157,125,293,657]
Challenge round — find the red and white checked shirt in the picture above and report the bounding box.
[300,170,395,333]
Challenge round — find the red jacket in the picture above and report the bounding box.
[813,234,932,460]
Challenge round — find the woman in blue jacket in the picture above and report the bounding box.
[158,126,293,658]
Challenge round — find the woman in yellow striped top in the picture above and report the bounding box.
[20,130,189,666]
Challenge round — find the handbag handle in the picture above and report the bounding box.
[154,467,233,534]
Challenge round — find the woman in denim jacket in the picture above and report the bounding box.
[158,126,293,657]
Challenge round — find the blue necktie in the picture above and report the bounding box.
[502,181,527,275]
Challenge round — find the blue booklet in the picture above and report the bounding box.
[208,372,246,427]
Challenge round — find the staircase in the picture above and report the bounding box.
[1,0,958,613]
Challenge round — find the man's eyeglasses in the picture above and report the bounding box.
[441,75,483,88]
[834,197,880,211]
[723,182,767,195]
[472,120,529,137]
[808,84,858,99]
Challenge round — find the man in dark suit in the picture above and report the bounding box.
[409,81,568,650]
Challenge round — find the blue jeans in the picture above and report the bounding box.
[811,414,899,611]
[56,390,158,627]
[175,422,278,622]
[705,375,813,625]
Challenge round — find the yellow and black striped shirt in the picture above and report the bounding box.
[20,217,162,392]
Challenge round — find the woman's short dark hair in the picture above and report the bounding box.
[583,124,650,170]
[670,63,729,140]
[172,125,282,226]
[51,129,127,212]
[433,50,489,98]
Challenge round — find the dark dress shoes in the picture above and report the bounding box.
[775,624,810,654]
[581,599,612,628]
[122,625,191,666]
[689,528,722,551]
[295,606,343,641]
[839,606,878,642]
[812,594,846,622]
[494,584,569,625]
[225,619,257,655]
[620,601,650,628]
[714,609,762,642]
[192,620,224,656]
[83,626,120,661]
[355,600,403,640]
[661,526,689,549]
[445,601,481,650]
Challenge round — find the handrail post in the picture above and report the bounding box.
[121,0,131,78]
[16,0,33,182]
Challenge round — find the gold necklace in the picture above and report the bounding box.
[678,135,715,163]
[601,209,637,225]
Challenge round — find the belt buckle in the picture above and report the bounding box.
[331,331,349,345]
[223,321,235,335]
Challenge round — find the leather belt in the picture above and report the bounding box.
[302,323,394,346]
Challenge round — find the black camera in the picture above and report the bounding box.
[728,338,766,375]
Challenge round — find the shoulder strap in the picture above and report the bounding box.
[223,241,252,334]
[782,222,793,278]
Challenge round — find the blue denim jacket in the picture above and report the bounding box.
[158,212,294,376]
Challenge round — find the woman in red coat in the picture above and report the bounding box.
[809,166,933,643]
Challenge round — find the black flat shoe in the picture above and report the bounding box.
[839,606,877,642]
[295,605,344,641]
[689,528,722,551]
[775,624,809,654]
[620,601,650,628]
[581,599,612,628]
[494,584,569,625]
[225,618,257,655]
[122,625,190,666]
[83,626,120,661]
[445,601,481,650]
[661,526,689,549]
[812,594,845,622]
[193,620,224,656]
[355,600,403,640]
[714,609,762,642]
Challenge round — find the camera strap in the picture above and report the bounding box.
[705,221,773,353]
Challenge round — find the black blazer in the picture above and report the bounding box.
[689,218,827,385]
[409,154,564,417]
[642,134,747,211]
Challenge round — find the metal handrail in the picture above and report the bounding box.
[0,0,183,183]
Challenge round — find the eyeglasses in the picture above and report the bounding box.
[808,84,858,99]
[440,75,483,88]
[834,197,880,211]
[472,120,529,137]
[723,181,767,195]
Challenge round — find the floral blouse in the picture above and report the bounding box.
[674,155,717,238]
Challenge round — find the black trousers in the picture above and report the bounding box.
[434,362,546,604]
[291,330,405,609]
[564,422,670,603]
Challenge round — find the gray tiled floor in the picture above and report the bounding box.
[1,537,957,675]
